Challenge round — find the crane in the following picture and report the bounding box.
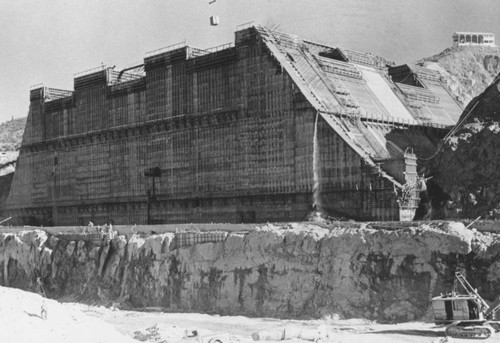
[432,272,500,339]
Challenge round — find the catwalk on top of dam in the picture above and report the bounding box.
[3,25,464,226]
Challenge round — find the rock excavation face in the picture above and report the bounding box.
[436,73,500,218]
[1,222,500,323]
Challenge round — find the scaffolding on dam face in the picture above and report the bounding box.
[5,26,464,226]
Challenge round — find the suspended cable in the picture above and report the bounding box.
[417,100,480,161]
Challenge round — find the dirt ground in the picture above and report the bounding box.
[77,305,500,343]
[2,285,500,343]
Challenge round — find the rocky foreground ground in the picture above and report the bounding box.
[1,221,500,324]
[4,285,500,343]
[2,221,500,342]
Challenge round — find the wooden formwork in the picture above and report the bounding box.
[6,27,409,225]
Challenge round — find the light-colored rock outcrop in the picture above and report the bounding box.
[422,46,500,106]
[1,222,499,323]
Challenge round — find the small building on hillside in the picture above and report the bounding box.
[453,32,495,47]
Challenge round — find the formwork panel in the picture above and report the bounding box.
[6,28,408,225]
[146,67,172,120]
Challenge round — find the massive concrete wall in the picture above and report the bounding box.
[1,222,499,322]
[5,28,402,225]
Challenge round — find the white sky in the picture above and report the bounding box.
[1,0,499,123]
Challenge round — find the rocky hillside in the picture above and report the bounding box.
[1,222,499,323]
[419,46,500,107]
[0,117,25,205]
[0,117,26,152]
[414,46,500,219]
[435,73,500,219]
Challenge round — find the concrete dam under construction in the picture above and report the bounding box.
[3,25,465,226]
[4,20,500,341]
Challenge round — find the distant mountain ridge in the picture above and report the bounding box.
[0,117,24,206]
[0,117,26,151]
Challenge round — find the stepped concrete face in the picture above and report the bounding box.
[1,222,499,322]
[5,26,465,225]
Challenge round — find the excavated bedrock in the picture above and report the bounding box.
[1,222,499,323]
